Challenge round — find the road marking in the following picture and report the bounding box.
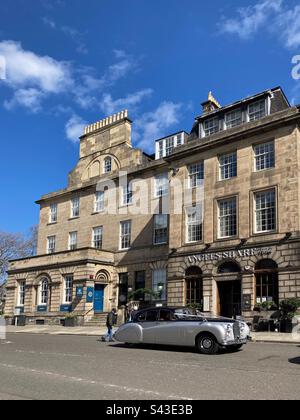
[0,363,193,400]
[15,350,96,359]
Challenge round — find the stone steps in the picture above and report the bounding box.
[84,313,108,327]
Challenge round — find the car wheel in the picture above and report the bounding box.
[196,334,219,355]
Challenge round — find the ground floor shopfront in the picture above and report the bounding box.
[168,240,300,320]
[5,241,300,325]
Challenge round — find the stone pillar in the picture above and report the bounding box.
[241,272,255,318]
[203,276,213,313]
[167,278,185,307]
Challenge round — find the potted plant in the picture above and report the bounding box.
[64,313,78,327]
[128,288,160,303]
[280,298,300,333]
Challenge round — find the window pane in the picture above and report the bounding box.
[203,118,219,136]
[64,275,73,304]
[40,279,49,305]
[120,221,131,249]
[122,184,133,205]
[188,162,204,188]
[93,227,103,249]
[71,197,80,218]
[155,174,169,197]
[254,142,275,171]
[104,157,112,173]
[225,109,242,129]
[249,100,266,122]
[152,269,167,300]
[219,153,237,180]
[186,205,203,242]
[218,198,237,238]
[154,215,168,244]
[255,190,276,233]
[47,236,56,254]
[19,281,26,306]
[95,191,105,212]
[50,204,57,223]
[69,232,77,250]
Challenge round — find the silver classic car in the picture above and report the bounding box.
[114,307,251,355]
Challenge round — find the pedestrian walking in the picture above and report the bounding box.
[106,308,117,342]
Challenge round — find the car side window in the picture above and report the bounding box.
[145,310,158,322]
[159,309,174,321]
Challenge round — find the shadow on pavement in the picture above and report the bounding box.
[288,357,300,365]
[108,343,243,355]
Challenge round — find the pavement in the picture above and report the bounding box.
[4,324,300,344]
[0,333,299,400]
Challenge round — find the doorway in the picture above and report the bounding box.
[94,284,105,313]
[218,280,242,318]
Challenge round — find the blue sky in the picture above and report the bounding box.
[1,0,300,234]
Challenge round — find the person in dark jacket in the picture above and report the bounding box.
[106,309,117,342]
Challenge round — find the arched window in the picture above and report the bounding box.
[185,267,203,307]
[39,278,49,306]
[104,157,112,174]
[255,259,279,305]
[218,261,241,274]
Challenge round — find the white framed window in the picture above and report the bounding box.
[165,137,175,157]
[69,232,78,251]
[64,275,73,304]
[154,214,168,245]
[122,184,133,206]
[71,197,80,218]
[203,117,219,137]
[104,157,112,173]
[18,281,26,306]
[225,109,242,129]
[94,191,105,213]
[254,142,275,171]
[154,174,169,198]
[49,204,57,223]
[152,269,167,301]
[219,152,237,180]
[254,189,276,233]
[188,162,204,188]
[39,278,49,306]
[93,226,103,249]
[186,205,203,243]
[177,133,183,146]
[120,220,132,250]
[218,197,237,238]
[248,100,267,122]
[158,140,164,159]
[47,236,56,254]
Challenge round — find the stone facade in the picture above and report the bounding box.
[5,87,300,325]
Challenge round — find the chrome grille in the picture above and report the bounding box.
[233,322,240,339]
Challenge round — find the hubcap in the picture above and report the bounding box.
[201,338,213,350]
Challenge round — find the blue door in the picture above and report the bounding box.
[94,285,104,313]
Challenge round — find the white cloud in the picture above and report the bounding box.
[134,101,182,152]
[65,114,87,143]
[4,88,45,113]
[100,89,153,115]
[220,0,283,39]
[276,5,300,49]
[0,40,71,93]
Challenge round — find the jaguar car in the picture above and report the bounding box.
[114,307,251,355]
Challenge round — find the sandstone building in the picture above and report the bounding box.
[5,87,300,325]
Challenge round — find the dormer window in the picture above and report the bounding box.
[104,157,112,174]
[248,100,267,122]
[203,117,219,137]
[225,109,242,129]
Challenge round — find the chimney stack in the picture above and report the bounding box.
[201,92,221,115]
